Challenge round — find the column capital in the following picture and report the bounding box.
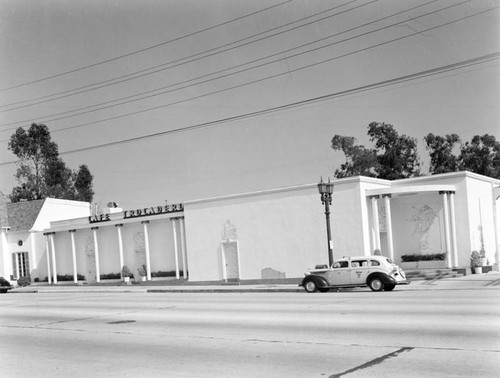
[141,220,149,225]
[368,195,380,200]
[171,216,184,221]
[44,232,55,236]
[382,194,392,199]
[439,190,455,195]
[91,226,99,230]
[115,223,123,228]
[69,229,76,233]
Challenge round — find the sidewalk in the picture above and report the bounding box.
[9,271,500,294]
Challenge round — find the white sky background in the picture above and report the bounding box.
[0,0,499,209]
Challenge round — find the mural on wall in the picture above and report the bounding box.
[85,236,96,282]
[379,201,386,233]
[133,231,146,272]
[408,204,440,253]
[221,219,238,242]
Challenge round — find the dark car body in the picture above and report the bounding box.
[300,255,410,292]
[0,277,13,293]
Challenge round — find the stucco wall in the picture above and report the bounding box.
[32,199,90,231]
[464,178,497,266]
[184,186,327,281]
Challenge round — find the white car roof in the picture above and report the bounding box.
[337,255,387,261]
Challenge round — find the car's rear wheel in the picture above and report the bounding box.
[368,277,384,292]
[0,289,8,294]
[304,280,318,293]
[318,287,330,293]
[383,284,395,291]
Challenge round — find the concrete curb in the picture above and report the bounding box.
[8,272,500,294]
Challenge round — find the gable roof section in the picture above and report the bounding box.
[6,199,46,232]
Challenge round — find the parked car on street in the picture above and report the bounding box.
[300,255,410,292]
[0,277,13,293]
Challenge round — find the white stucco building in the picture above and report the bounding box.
[0,195,90,281]
[1,171,499,284]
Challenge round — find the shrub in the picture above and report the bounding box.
[121,265,132,278]
[137,264,147,277]
[470,251,482,268]
[56,274,86,281]
[17,276,31,287]
[401,253,447,262]
[100,272,121,280]
[151,270,184,278]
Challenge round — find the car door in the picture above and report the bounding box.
[349,259,370,285]
[325,261,351,286]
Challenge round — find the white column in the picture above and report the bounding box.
[44,234,52,284]
[116,224,124,278]
[69,230,78,283]
[441,192,452,268]
[142,221,152,281]
[179,217,187,279]
[371,196,381,252]
[92,227,100,283]
[50,233,58,284]
[172,219,180,279]
[1,229,10,278]
[493,187,500,270]
[30,233,37,278]
[221,243,227,282]
[14,251,19,279]
[449,192,459,268]
[383,195,395,261]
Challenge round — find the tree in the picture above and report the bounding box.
[424,133,461,174]
[8,123,58,200]
[459,134,500,178]
[367,122,420,180]
[331,135,378,178]
[74,165,95,202]
[332,123,421,180]
[8,123,94,203]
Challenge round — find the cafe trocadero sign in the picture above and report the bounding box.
[88,203,184,224]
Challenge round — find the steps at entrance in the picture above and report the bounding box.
[404,268,465,281]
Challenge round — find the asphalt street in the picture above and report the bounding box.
[1,277,499,378]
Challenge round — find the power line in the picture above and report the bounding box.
[0,0,294,92]
[0,0,366,110]
[0,0,468,130]
[1,52,497,167]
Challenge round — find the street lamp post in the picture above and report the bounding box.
[318,177,334,267]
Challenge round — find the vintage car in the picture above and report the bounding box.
[0,277,13,293]
[300,255,410,292]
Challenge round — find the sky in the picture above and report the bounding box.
[0,0,499,210]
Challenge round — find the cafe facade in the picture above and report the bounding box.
[1,171,499,284]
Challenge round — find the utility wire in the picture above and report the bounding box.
[1,51,497,166]
[0,0,293,92]
[0,0,467,129]
[0,0,366,110]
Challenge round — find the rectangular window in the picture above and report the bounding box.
[12,252,30,279]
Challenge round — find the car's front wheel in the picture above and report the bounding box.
[368,277,384,292]
[304,280,318,293]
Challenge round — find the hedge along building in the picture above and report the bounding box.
[2,171,499,284]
